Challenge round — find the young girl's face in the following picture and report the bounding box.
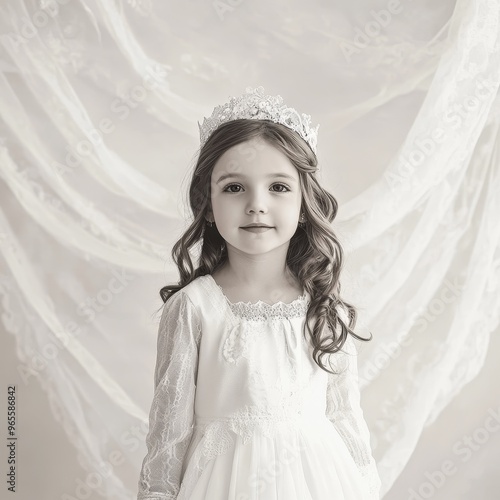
[209,137,302,257]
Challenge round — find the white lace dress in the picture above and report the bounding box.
[137,274,381,500]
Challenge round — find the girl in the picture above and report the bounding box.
[137,87,382,500]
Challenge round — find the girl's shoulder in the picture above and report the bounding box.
[157,276,212,330]
[165,274,214,311]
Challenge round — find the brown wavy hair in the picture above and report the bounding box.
[159,118,372,374]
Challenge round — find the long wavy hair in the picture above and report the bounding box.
[159,118,371,374]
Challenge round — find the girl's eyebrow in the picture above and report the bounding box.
[216,173,297,184]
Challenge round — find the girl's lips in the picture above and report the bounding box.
[241,227,273,233]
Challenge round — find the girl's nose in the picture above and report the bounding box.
[247,207,267,214]
[245,189,269,215]
[246,203,268,215]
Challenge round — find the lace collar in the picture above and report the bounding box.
[206,274,310,320]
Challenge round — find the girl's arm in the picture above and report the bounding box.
[326,334,382,499]
[137,290,202,500]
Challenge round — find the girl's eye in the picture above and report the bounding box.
[223,184,243,193]
[222,183,291,193]
[270,183,291,192]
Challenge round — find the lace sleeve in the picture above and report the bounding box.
[137,291,202,500]
[326,335,382,499]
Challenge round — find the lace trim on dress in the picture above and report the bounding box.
[208,274,310,320]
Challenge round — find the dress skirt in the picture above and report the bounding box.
[177,414,371,500]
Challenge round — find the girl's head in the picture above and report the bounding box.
[193,119,328,263]
[161,96,371,374]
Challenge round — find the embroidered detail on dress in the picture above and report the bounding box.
[222,319,269,364]
[196,402,305,450]
[223,291,309,320]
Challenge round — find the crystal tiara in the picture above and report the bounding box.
[198,86,319,154]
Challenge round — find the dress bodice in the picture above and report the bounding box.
[194,274,328,423]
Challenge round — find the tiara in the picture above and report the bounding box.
[198,86,319,154]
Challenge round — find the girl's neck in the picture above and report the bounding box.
[212,252,302,303]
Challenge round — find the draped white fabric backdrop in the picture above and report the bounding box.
[1,0,499,499]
